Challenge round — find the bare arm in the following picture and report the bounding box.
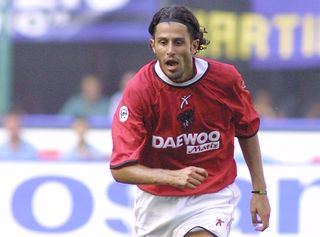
[238,134,266,190]
[238,133,271,232]
[111,164,208,190]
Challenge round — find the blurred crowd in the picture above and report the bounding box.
[0,70,136,162]
[59,70,136,118]
[0,110,106,161]
[1,69,319,162]
[252,88,320,119]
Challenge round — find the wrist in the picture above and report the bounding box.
[251,190,267,195]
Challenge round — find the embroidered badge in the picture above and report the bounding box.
[119,106,129,122]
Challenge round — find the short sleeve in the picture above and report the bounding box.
[230,71,260,138]
[110,83,148,168]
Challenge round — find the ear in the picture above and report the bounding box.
[191,39,200,55]
[149,38,156,53]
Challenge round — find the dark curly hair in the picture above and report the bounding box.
[148,5,210,52]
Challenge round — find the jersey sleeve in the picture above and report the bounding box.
[110,82,148,169]
[230,68,260,138]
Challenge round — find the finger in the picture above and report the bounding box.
[255,222,267,231]
[188,178,202,187]
[251,211,258,227]
[253,218,262,231]
[259,215,270,231]
[186,181,197,189]
[190,172,207,182]
[186,174,204,189]
[187,184,196,189]
[255,215,269,231]
[194,168,208,178]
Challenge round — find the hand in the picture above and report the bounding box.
[250,194,271,231]
[169,166,208,189]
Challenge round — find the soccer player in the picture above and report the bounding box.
[110,5,270,237]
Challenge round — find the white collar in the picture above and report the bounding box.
[154,57,209,87]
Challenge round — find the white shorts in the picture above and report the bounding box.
[132,183,241,237]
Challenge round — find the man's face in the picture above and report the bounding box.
[150,22,199,83]
[4,114,21,139]
[82,77,101,102]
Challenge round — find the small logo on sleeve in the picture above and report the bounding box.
[119,106,129,122]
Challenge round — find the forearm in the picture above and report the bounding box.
[239,134,271,231]
[111,164,209,189]
[111,164,175,186]
[238,134,267,190]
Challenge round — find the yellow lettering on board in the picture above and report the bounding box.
[273,14,299,59]
[239,13,270,60]
[196,10,319,61]
[318,16,320,55]
[196,10,237,59]
[301,14,315,57]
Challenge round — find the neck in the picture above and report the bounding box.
[181,59,196,82]
[10,137,21,149]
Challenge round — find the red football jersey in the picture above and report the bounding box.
[110,57,260,196]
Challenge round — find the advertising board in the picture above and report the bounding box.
[0,127,320,236]
[1,162,319,237]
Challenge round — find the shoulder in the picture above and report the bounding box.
[61,149,78,160]
[21,140,37,152]
[204,57,240,79]
[201,57,243,91]
[98,96,110,105]
[62,94,84,108]
[0,143,9,152]
[65,94,83,103]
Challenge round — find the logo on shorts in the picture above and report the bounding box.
[119,106,129,122]
[216,219,225,226]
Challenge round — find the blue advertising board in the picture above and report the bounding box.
[1,0,319,68]
[1,162,319,237]
[4,0,159,42]
[251,0,320,69]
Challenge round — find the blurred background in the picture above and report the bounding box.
[0,0,319,236]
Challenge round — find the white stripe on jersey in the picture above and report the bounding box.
[154,57,209,87]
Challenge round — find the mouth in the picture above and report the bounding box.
[165,59,179,71]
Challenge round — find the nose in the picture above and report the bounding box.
[166,42,175,56]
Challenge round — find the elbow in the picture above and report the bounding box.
[110,163,139,184]
[111,167,133,184]
[110,168,123,183]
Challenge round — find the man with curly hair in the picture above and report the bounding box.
[110,5,270,237]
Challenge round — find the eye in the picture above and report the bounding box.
[175,40,184,46]
[158,40,167,45]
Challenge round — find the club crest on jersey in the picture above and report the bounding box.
[177,109,194,130]
[119,106,129,122]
